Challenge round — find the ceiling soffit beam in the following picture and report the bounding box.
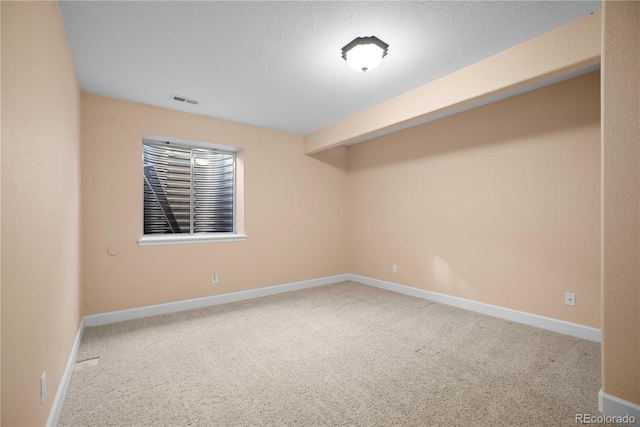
[303,10,601,155]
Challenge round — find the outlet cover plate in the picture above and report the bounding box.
[565,292,576,306]
[41,372,46,403]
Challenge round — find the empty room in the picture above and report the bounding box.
[1,1,638,426]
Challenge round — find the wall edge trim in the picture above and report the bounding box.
[47,317,85,427]
[598,389,640,426]
[348,274,601,342]
[84,274,349,327]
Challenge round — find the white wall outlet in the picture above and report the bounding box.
[565,292,576,306]
[211,273,218,284]
[40,372,46,403]
[392,265,398,274]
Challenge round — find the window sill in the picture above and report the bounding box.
[138,234,247,247]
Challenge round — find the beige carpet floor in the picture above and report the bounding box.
[58,281,608,426]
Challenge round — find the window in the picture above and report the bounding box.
[138,136,245,246]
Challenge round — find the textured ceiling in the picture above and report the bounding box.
[58,1,601,136]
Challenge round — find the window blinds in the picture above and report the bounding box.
[143,142,235,234]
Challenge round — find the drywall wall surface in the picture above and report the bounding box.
[601,0,640,406]
[348,71,601,328]
[0,2,3,422]
[0,2,3,423]
[1,2,82,425]
[81,94,349,315]
[304,10,601,154]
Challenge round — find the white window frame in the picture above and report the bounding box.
[138,134,246,246]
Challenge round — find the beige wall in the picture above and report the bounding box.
[81,94,349,315]
[1,1,4,422]
[1,2,82,426]
[601,1,639,406]
[348,71,601,328]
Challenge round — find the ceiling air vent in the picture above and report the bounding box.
[171,94,199,105]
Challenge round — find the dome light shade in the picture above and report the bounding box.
[342,36,389,73]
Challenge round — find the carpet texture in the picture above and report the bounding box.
[58,281,608,426]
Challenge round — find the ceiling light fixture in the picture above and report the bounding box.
[341,36,389,73]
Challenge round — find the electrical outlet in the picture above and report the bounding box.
[565,292,576,307]
[211,273,218,284]
[41,372,46,403]
[392,265,398,274]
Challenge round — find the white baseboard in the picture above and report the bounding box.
[348,274,601,342]
[84,274,349,327]
[47,318,85,427]
[599,389,640,426]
